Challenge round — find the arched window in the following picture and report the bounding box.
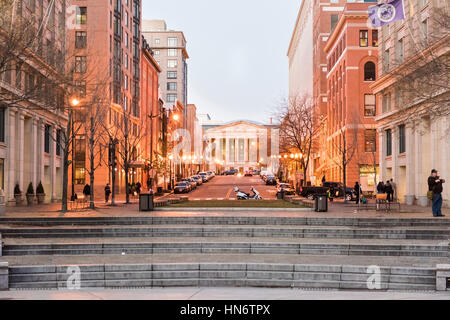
[364,62,376,81]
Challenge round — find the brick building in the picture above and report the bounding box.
[324,2,379,192]
[69,0,142,200]
[141,37,162,191]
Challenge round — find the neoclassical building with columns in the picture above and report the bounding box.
[202,120,280,174]
[0,109,65,205]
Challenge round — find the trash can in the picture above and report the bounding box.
[276,191,284,200]
[157,187,163,195]
[139,193,154,212]
[314,194,328,212]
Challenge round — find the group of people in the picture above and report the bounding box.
[376,179,396,202]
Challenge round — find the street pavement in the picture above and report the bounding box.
[183,175,277,200]
[0,287,448,300]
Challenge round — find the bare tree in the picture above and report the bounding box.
[389,4,450,120]
[275,94,317,186]
[105,108,148,204]
[327,114,359,203]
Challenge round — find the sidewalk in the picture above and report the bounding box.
[0,200,449,219]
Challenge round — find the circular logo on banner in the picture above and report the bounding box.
[378,4,396,23]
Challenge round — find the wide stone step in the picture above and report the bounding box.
[3,242,448,257]
[7,263,437,291]
[1,226,448,240]
[1,216,449,227]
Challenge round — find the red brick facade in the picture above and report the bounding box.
[324,3,379,192]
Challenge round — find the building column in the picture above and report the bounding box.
[225,138,229,167]
[378,128,386,183]
[391,126,398,182]
[38,121,45,189]
[414,120,427,206]
[50,126,57,202]
[405,123,415,205]
[31,118,38,190]
[244,138,248,165]
[7,109,16,203]
[439,117,450,207]
[17,113,25,194]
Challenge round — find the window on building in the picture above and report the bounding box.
[399,125,406,154]
[167,71,177,79]
[372,30,378,47]
[74,137,86,185]
[383,49,390,73]
[365,130,377,152]
[167,82,177,91]
[154,50,160,55]
[422,19,428,40]
[386,129,392,156]
[330,14,339,32]
[364,62,376,81]
[75,56,87,73]
[75,31,87,49]
[167,60,177,68]
[0,107,5,143]
[396,38,404,63]
[76,7,87,25]
[44,125,50,154]
[167,94,177,102]
[382,93,391,113]
[168,37,178,47]
[359,30,369,47]
[168,49,177,57]
[364,94,376,116]
[56,129,61,156]
[155,38,160,45]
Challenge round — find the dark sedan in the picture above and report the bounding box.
[174,182,189,194]
[265,175,277,185]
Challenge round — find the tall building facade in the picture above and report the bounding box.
[0,0,67,204]
[324,2,379,192]
[142,20,189,127]
[372,0,449,206]
[141,37,162,190]
[68,0,142,199]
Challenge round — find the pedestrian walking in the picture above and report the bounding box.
[136,182,141,195]
[428,169,446,217]
[390,179,397,201]
[104,183,111,203]
[385,181,393,202]
[376,181,385,194]
[354,182,362,204]
[82,184,91,205]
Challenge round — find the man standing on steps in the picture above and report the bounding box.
[428,169,446,217]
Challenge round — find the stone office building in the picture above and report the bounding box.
[0,0,67,204]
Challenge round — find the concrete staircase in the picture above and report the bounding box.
[8,263,437,291]
[1,216,448,291]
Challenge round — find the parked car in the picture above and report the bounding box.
[277,183,296,195]
[222,169,238,176]
[198,172,210,181]
[244,170,253,177]
[174,182,189,194]
[191,175,203,186]
[206,171,215,179]
[252,170,260,176]
[181,178,196,190]
[299,182,355,201]
[265,175,277,185]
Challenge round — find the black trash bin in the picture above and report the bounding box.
[139,193,154,212]
[314,194,328,212]
[276,191,284,200]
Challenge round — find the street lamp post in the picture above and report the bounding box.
[70,98,80,201]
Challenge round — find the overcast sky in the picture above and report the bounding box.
[142,0,300,123]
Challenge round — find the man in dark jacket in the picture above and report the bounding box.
[428,169,446,217]
[354,182,361,204]
[104,183,111,203]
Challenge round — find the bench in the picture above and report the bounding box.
[375,194,401,212]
